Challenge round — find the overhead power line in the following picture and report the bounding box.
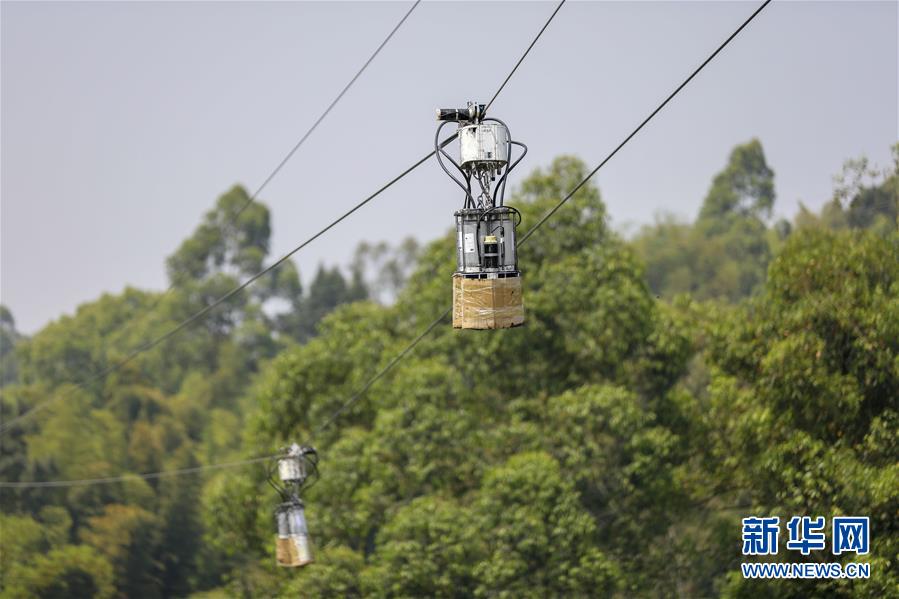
[0,313,453,490]
[312,307,452,437]
[0,147,439,435]
[128,1,422,332]
[518,0,773,245]
[0,456,276,489]
[485,0,566,113]
[0,0,567,489]
[1,0,566,438]
[231,0,422,221]
[0,0,770,490]
[312,0,774,431]
[312,1,567,437]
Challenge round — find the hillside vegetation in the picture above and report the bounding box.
[1,142,897,598]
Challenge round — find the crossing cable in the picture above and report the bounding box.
[0,0,422,430]
[0,0,770,484]
[230,0,421,221]
[295,0,568,438]
[0,315,454,490]
[0,456,277,489]
[306,0,774,432]
[0,310,451,489]
[126,1,421,325]
[485,0,566,113]
[0,0,567,452]
[518,0,773,245]
[311,307,452,438]
[0,150,438,435]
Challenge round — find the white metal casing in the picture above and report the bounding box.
[288,503,313,565]
[459,123,509,170]
[278,444,306,484]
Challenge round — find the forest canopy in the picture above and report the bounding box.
[1,141,897,598]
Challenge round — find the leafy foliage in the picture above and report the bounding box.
[634,140,776,301]
[2,143,897,597]
[0,185,372,598]
[0,307,21,388]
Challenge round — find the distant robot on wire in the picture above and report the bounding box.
[269,443,318,568]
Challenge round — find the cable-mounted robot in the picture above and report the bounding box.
[268,443,319,568]
[436,102,527,329]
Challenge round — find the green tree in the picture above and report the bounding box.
[166,186,270,287]
[0,513,44,592]
[351,238,421,304]
[283,546,364,598]
[635,139,776,301]
[157,451,205,597]
[281,265,368,343]
[80,504,163,599]
[7,148,898,598]
[235,155,692,596]
[705,228,898,597]
[362,497,480,598]
[0,306,21,387]
[2,545,115,599]
[471,452,621,598]
[3,185,393,598]
[829,146,898,234]
[699,139,775,226]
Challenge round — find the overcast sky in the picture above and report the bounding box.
[2,1,896,333]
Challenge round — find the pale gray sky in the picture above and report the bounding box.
[2,1,896,333]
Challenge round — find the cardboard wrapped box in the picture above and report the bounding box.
[452,274,525,329]
[276,535,294,566]
[275,534,313,567]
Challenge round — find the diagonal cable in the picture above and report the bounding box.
[0,0,770,486]
[485,0,566,113]
[0,148,438,435]
[311,307,451,438]
[0,455,277,489]
[231,0,421,220]
[133,1,421,320]
[312,0,775,437]
[0,0,567,438]
[518,0,773,245]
